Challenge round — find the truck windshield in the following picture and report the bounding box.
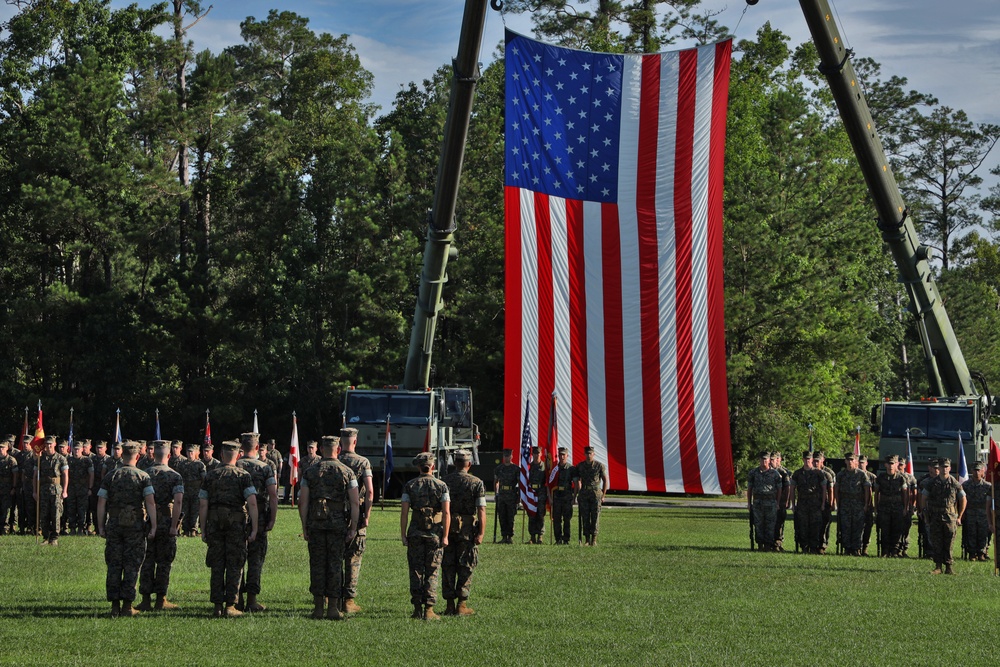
[345,393,431,425]
[443,388,472,428]
[881,404,973,440]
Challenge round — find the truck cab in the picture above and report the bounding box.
[873,396,990,474]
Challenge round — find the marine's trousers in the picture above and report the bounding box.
[342,531,366,599]
[308,528,346,598]
[928,518,957,565]
[139,523,177,596]
[838,504,865,552]
[551,494,573,542]
[578,491,602,538]
[241,528,268,596]
[205,523,247,605]
[442,536,478,600]
[496,496,517,538]
[105,523,147,602]
[752,499,777,549]
[407,533,443,606]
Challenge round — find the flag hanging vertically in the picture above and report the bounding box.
[518,397,538,517]
[29,404,45,454]
[905,430,914,476]
[253,409,259,435]
[288,412,300,494]
[68,408,75,450]
[988,437,1000,484]
[384,415,395,499]
[854,427,861,458]
[546,393,560,493]
[155,409,161,441]
[503,31,736,494]
[203,410,211,447]
[957,432,969,485]
[114,408,123,444]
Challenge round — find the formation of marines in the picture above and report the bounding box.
[748,449,994,573]
[1,427,622,620]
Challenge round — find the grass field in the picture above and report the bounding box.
[1,504,999,666]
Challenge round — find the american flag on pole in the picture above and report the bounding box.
[383,416,395,499]
[503,31,736,494]
[518,397,538,517]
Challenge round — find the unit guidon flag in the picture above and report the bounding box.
[503,31,736,495]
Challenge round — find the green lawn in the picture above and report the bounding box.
[1,504,998,666]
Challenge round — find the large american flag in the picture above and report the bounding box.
[503,31,736,495]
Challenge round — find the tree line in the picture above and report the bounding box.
[2,0,998,481]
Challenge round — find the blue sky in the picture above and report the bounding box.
[1,1,997,121]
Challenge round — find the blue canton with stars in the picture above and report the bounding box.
[505,31,624,203]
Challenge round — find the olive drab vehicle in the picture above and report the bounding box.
[343,0,502,481]
[790,0,993,470]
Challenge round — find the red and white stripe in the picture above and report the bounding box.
[504,41,736,495]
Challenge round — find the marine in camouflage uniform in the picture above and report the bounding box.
[898,462,918,557]
[137,441,184,611]
[747,452,782,551]
[19,438,36,534]
[550,447,577,545]
[88,441,110,535]
[296,441,320,504]
[97,441,156,618]
[858,455,877,555]
[790,451,827,554]
[237,432,278,613]
[493,449,519,544]
[180,444,207,536]
[874,456,908,557]
[442,450,487,616]
[199,440,259,618]
[35,436,69,545]
[921,457,966,574]
[66,442,94,535]
[0,437,19,534]
[577,445,609,546]
[835,453,871,556]
[401,452,451,620]
[962,461,992,561]
[916,460,940,558]
[527,447,548,544]
[201,442,221,473]
[814,452,836,553]
[300,435,359,620]
[168,441,187,473]
[338,427,373,614]
[769,452,791,551]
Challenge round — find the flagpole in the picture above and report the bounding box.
[35,400,41,546]
[808,423,814,453]
[548,393,557,545]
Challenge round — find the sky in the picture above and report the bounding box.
[1,1,998,171]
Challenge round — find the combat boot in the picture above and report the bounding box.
[945,563,955,575]
[931,565,943,575]
[213,603,224,618]
[456,600,475,616]
[344,598,361,614]
[444,599,457,616]
[311,596,325,619]
[121,603,141,617]
[224,605,243,617]
[326,598,343,620]
[424,605,440,620]
[155,595,179,611]
[136,594,153,612]
[411,605,423,619]
[245,594,267,613]
[110,600,121,618]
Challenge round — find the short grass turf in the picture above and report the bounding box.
[1,504,999,666]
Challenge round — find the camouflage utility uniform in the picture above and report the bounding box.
[836,467,870,554]
[527,460,548,542]
[303,458,357,599]
[747,466,782,550]
[19,452,36,534]
[180,456,207,535]
[576,459,607,543]
[442,468,486,605]
[36,450,68,542]
[237,455,276,601]
[962,476,992,560]
[550,462,577,544]
[403,474,450,608]
[790,467,826,553]
[99,466,154,604]
[923,475,964,568]
[200,464,256,607]
[0,448,18,534]
[66,454,93,533]
[875,470,907,557]
[493,460,519,543]
[338,449,372,602]
[139,464,183,601]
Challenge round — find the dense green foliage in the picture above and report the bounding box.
[1,1,998,475]
[1,504,998,665]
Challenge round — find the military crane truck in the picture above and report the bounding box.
[791,0,993,470]
[343,0,501,483]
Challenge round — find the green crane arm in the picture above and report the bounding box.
[797,0,974,397]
